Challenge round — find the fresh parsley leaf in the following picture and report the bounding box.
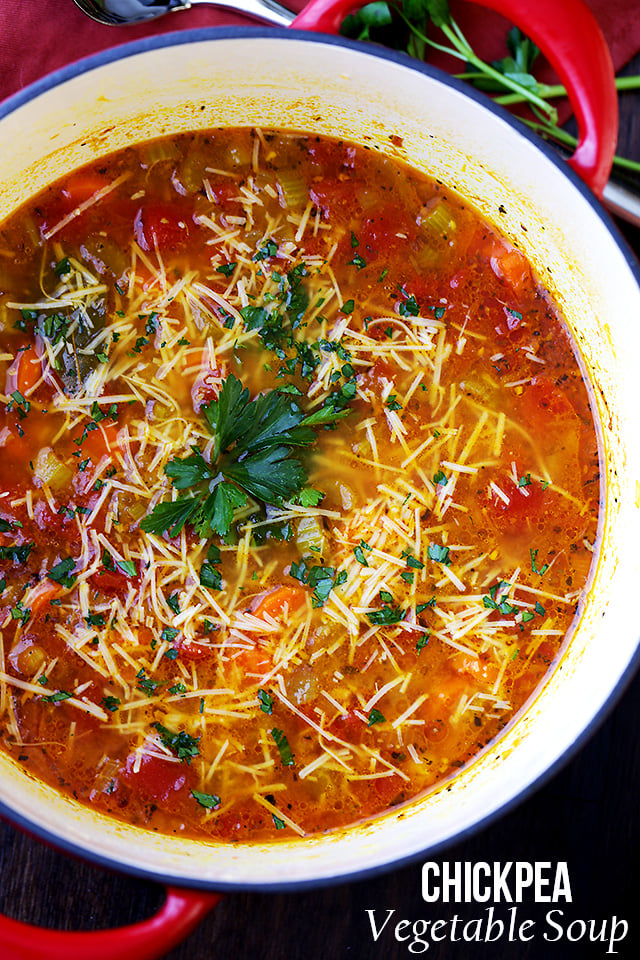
[191,789,221,809]
[270,728,294,765]
[258,688,274,714]
[0,543,33,564]
[367,708,386,726]
[101,695,121,712]
[42,689,72,703]
[47,556,77,589]
[142,374,345,541]
[366,604,405,626]
[153,722,200,763]
[427,543,451,566]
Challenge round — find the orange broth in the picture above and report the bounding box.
[0,128,599,841]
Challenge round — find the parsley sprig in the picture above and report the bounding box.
[341,0,640,178]
[141,374,345,541]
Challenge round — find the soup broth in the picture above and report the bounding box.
[0,128,599,842]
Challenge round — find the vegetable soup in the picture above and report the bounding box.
[0,128,599,841]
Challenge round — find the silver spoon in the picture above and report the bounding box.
[72,0,296,28]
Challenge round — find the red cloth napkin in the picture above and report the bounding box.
[0,1,639,107]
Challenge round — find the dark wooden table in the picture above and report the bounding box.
[1,43,639,960]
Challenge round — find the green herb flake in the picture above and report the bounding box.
[216,262,237,277]
[101,695,121,712]
[42,689,72,704]
[427,543,451,566]
[270,727,294,765]
[258,688,274,715]
[191,789,221,809]
[353,544,369,566]
[153,722,200,763]
[415,633,430,654]
[367,708,386,726]
[47,556,77,589]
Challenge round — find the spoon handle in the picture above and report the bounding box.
[187,0,295,26]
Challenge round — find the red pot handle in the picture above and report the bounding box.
[292,0,618,197]
[0,885,221,960]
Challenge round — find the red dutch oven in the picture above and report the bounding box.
[1,1,639,957]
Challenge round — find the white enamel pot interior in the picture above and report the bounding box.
[1,28,640,891]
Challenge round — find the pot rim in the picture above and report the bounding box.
[1,26,640,893]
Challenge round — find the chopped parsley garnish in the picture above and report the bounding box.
[253,239,278,261]
[518,473,532,488]
[191,789,221,809]
[366,603,405,626]
[85,612,106,627]
[136,668,158,694]
[402,551,424,570]
[53,257,71,277]
[10,601,30,625]
[398,293,419,317]
[0,543,33,564]
[42,689,72,703]
[200,562,223,590]
[367,708,386,726]
[270,727,294,766]
[216,262,237,277]
[153,722,200,763]
[530,548,550,576]
[415,633,430,654]
[385,395,403,411]
[101,695,121,712]
[289,558,347,608]
[427,543,451,566]
[353,544,369,566]
[116,559,137,578]
[258,688,274,714]
[47,556,77,589]
[161,627,179,643]
[142,374,349,540]
[167,592,180,615]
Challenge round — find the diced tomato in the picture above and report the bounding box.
[361,205,415,259]
[349,770,405,809]
[233,644,272,676]
[485,469,548,532]
[309,178,365,220]
[179,639,215,662]
[134,202,192,252]
[61,171,111,206]
[75,419,121,461]
[306,139,357,170]
[33,499,82,544]
[90,567,131,595]
[327,709,366,746]
[121,753,188,805]
[518,375,578,432]
[253,585,306,621]
[450,651,499,685]
[14,345,43,396]
[207,179,241,207]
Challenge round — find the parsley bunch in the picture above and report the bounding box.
[341,0,640,178]
[141,374,344,541]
